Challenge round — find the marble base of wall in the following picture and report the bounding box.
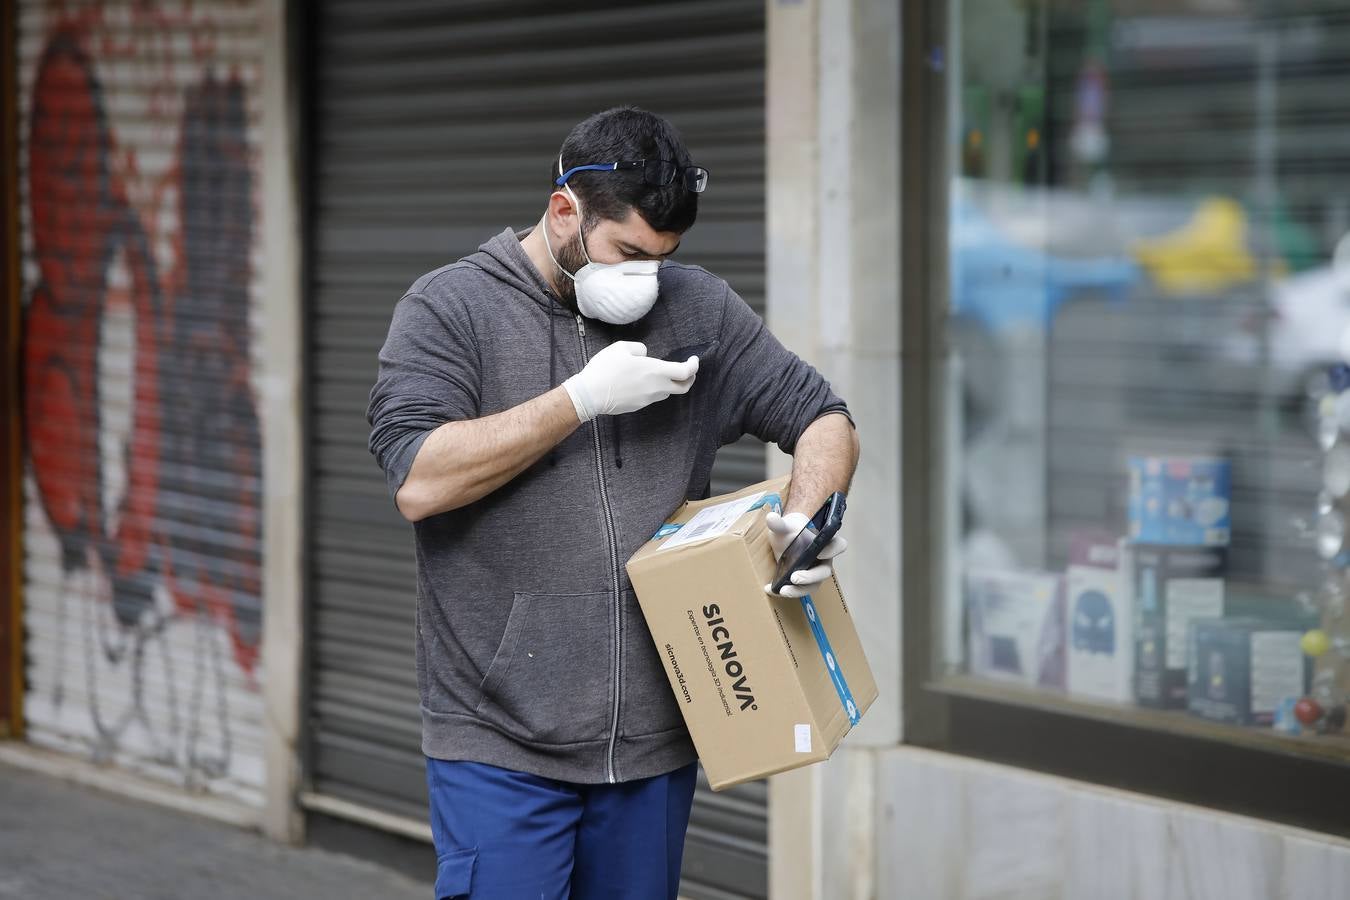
[877,746,1350,900]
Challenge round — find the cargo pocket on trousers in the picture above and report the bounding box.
[474,590,614,745]
[434,847,477,899]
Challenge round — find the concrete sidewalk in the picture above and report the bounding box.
[0,759,427,900]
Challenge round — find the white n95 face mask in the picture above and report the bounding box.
[542,182,660,325]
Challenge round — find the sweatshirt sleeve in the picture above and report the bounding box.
[713,281,852,453]
[367,291,481,500]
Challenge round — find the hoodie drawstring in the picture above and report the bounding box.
[546,295,623,470]
[548,296,559,467]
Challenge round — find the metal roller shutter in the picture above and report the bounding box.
[305,2,768,895]
[16,2,267,809]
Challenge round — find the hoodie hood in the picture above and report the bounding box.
[471,226,575,318]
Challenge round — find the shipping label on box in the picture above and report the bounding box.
[626,477,878,792]
[1133,544,1227,708]
[1128,456,1231,547]
[1065,538,1134,703]
[1187,618,1307,725]
[966,569,1065,689]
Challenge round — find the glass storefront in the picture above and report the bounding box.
[936,0,1350,752]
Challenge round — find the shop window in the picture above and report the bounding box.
[907,0,1350,832]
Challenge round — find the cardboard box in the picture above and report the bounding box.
[626,477,878,792]
[966,569,1065,689]
[1128,456,1231,547]
[1133,544,1227,708]
[1065,538,1134,703]
[1187,618,1307,725]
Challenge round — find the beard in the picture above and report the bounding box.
[552,229,588,311]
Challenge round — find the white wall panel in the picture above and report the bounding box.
[877,746,1350,900]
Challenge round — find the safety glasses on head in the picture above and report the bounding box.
[556,159,709,193]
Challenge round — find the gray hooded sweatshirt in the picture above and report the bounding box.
[368,227,850,784]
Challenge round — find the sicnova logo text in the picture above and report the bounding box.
[702,604,757,711]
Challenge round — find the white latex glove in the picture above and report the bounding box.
[763,510,848,598]
[563,341,699,422]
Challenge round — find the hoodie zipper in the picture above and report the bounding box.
[576,315,623,784]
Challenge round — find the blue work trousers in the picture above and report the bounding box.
[425,757,699,900]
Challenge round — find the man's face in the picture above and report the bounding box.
[552,199,682,307]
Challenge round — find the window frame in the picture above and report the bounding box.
[898,0,1350,839]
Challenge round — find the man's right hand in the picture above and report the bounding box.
[563,341,699,422]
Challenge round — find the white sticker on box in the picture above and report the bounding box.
[794,723,812,753]
[659,491,765,552]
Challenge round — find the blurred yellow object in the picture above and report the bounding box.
[1133,197,1256,294]
[1301,628,1330,658]
[1320,395,1338,421]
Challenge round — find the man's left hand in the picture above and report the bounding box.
[763,510,848,598]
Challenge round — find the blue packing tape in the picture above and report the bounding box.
[650,491,784,541]
[800,594,861,726]
[750,492,783,513]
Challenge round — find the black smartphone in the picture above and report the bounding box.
[770,491,847,594]
[661,340,718,363]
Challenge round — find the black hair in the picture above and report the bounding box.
[552,106,699,234]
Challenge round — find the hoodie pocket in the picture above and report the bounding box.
[474,590,614,745]
[621,588,686,738]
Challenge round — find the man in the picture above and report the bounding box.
[368,107,858,900]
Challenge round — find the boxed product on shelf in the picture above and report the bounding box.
[1065,537,1134,703]
[967,569,1064,689]
[1187,618,1307,726]
[1128,455,1231,547]
[1133,544,1227,709]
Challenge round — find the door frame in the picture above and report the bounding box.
[2,0,25,740]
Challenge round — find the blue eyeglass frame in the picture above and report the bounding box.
[556,159,709,193]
